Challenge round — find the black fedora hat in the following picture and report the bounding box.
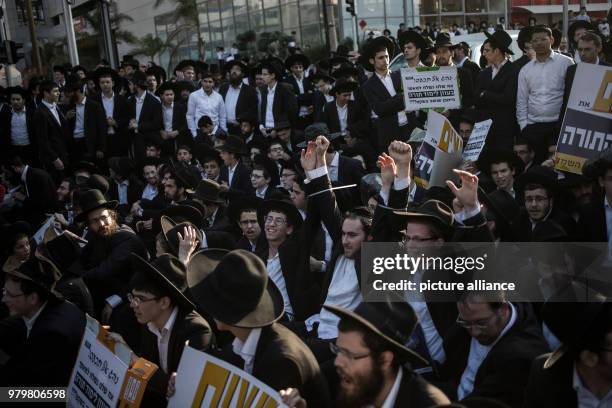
[260,59,283,80]
[330,77,359,96]
[227,196,263,223]
[73,160,100,176]
[187,249,284,328]
[393,199,454,238]
[433,32,455,49]
[333,63,360,79]
[362,36,396,71]
[93,67,121,84]
[225,59,248,73]
[309,72,335,84]
[8,254,63,300]
[515,165,559,196]
[296,122,343,148]
[285,54,311,70]
[174,59,198,73]
[541,282,608,369]
[194,179,226,205]
[477,148,524,177]
[272,121,292,131]
[484,30,514,55]
[6,86,28,99]
[324,300,429,366]
[41,232,83,275]
[219,134,247,155]
[161,203,204,228]
[75,189,118,223]
[131,253,195,310]
[160,215,203,256]
[398,30,427,50]
[174,164,201,191]
[108,156,134,178]
[156,81,178,96]
[258,198,303,230]
[85,174,110,195]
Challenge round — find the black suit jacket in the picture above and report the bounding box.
[21,166,58,228]
[283,75,314,107]
[259,82,298,127]
[109,176,145,216]
[0,106,35,155]
[576,197,607,241]
[523,352,577,408]
[65,98,107,156]
[474,61,520,150]
[394,369,450,407]
[322,100,363,134]
[0,299,86,386]
[160,102,190,152]
[128,92,163,160]
[219,160,254,199]
[461,59,481,87]
[33,103,70,166]
[91,93,131,155]
[138,308,213,407]
[219,83,259,123]
[221,323,331,407]
[440,302,549,408]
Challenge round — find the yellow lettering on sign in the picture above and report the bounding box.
[437,121,462,153]
[221,373,240,407]
[236,378,260,407]
[192,362,230,408]
[593,70,612,113]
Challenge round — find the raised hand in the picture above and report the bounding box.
[446,169,480,213]
[388,141,412,167]
[300,141,318,172]
[378,153,397,189]
[177,225,199,264]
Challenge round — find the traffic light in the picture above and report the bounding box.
[10,42,24,62]
[346,0,356,16]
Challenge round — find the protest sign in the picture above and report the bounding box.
[168,345,284,408]
[67,316,157,408]
[400,66,461,111]
[413,111,463,189]
[555,63,612,174]
[462,119,492,162]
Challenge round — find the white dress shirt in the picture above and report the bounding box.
[379,367,403,408]
[23,302,47,338]
[293,75,309,117]
[74,97,86,139]
[41,100,61,125]
[457,303,517,399]
[10,108,29,146]
[141,184,158,201]
[232,327,262,374]
[267,253,294,320]
[147,306,179,373]
[255,185,269,199]
[224,84,241,123]
[317,256,362,339]
[117,179,129,205]
[328,152,340,182]
[21,165,30,196]
[456,56,469,68]
[135,92,146,123]
[516,51,574,129]
[491,59,508,80]
[375,72,408,126]
[187,88,227,136]
[573,364,612,408]
[162,103,174,132]
[101,93,115,134]
[265,83,277,128]
[336,103,348,133]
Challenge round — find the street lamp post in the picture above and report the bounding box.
[24,0,42,75]
[62,0,80,66]
[100,0,118,68]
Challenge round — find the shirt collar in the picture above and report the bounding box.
[457,56,469,67]
[23,302,47,338]
[604,196,612,209]
[268,82,277,92]
[330,152,340,167]
[42,100,57,111]
[12,106,26,114]
[102,92,114,100]
[147,306,179,339]
[336,101,348,110]
[136,92,146,102]
[232,327,262,364]
[163,102,174,110]
[119,179,130,187]
[379,368,403,408]
[494,59,508,70]
[21,165,29,183]
[293,74,303,83]
[376,71,391,81]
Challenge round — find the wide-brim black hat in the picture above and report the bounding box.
[568,20,595,44]
[73,160,100,176]
[225,59,248,73]
[433,32,455,49]
[194,178,226,205]
[515,165,559,195]
[175,59,198,73]
[160,216,203,256]
[542,282,607,369]
[219,135,248,155]
[131,253,195,310]
[258,199,303,230]
[478,188,519,229]
[187,249,285,328]
[75,189,118,223]
[393,199,454,238]
[108,156,134,178]
[260,60,283,80]
[156,81,178,96]
[227,196,263,223]
[477,149,525,177]
[324,301,429,366]
[42,232,83,275]
[398,30,428,50]
[6,86,29,99]
[362,36,396,71]
[484,30,514,55]
[8,254,63,300]
[160,204,204,229]
[329,56,350,67]
[330,78,359,96]
[309,72,335,84]
[93,67,121,84]
[333,63,360,79]
[285,54,311,70]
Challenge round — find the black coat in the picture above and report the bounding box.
[283,75,315,109]
[219,83,259,124]
[576,197,607,242]
[0,299,86,386]
[259,82,298,127]
[65,98,107,157]
[0,106,35,155]
[21,166,58,228]
[523,352,577,408]
[322,100,363,134]
[138,308,213,407]
[33,103,70,166]
[128,92,163,160]
[221,323,331,407]
[91,93,131,156]
[336,154,367,210]
[160,102,190,153]
[511,207,577,241]
[461,59,482,87]
[219,160,254,199]
[439,302,549,408]
[108,176,145,216]
[474,61,520,150]
[393,369,451,407]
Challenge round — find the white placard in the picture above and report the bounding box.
[462,119,492,161]
[400,66,461,111]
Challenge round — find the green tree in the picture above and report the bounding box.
[153,0,204,60]
[80,2,136,59]
[131,34,166,61]
[38,38,69,71]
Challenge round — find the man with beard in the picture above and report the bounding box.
[440,291,549,407]
[513,137,536,174]
[56,177,75,222]
[76,189,147,325]
[131,158,167,250]
[219,60,258,131]
[163,169,190,205]
[280,301,450,408]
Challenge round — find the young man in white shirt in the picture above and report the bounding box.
[187,71,227,137]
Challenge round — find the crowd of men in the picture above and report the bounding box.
[0,15,610,408]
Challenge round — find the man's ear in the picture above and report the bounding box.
[579,349,600,368]
[286,225,294,236]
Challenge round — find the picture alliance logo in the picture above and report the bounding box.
[371,253,489,275]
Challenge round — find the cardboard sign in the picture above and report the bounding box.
[67,316,157,408]
[168,345,284,408]
[400,66,461,111]
[462,119,492,162]
[555,63,612,174]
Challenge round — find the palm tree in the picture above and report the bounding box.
[82,5,136,46]
[131,34,166,62]
[153,0,204,60]
[38,38,69,71]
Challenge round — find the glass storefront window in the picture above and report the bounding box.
[301,23,323,46]
[264,0,279,9]
[419,15,440,27]
[488,0,506,13]
[220,0,233,19]
[440,0,462,13]
[264,7,281,31]
[300,0,320,24]
[385,0,403,18]
[465,0,486,13]
[234,13,249,33]
[249,0,264,12]
[281,3,300,28]
[251,10,265,31]
[207,0,221,20]
[416,0,439,15]
[357,0,385,18]
[441,15,464,30]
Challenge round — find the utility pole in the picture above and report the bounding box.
[563,0,569,41]
[24,0,42,75]
[62,0,79,66]
[100,0,118,68]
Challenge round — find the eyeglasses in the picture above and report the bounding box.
[127,293,159,306]
[2,287,25,298]
[456,314,497,330]
[264,216,287,226]
[329,342,371,362]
